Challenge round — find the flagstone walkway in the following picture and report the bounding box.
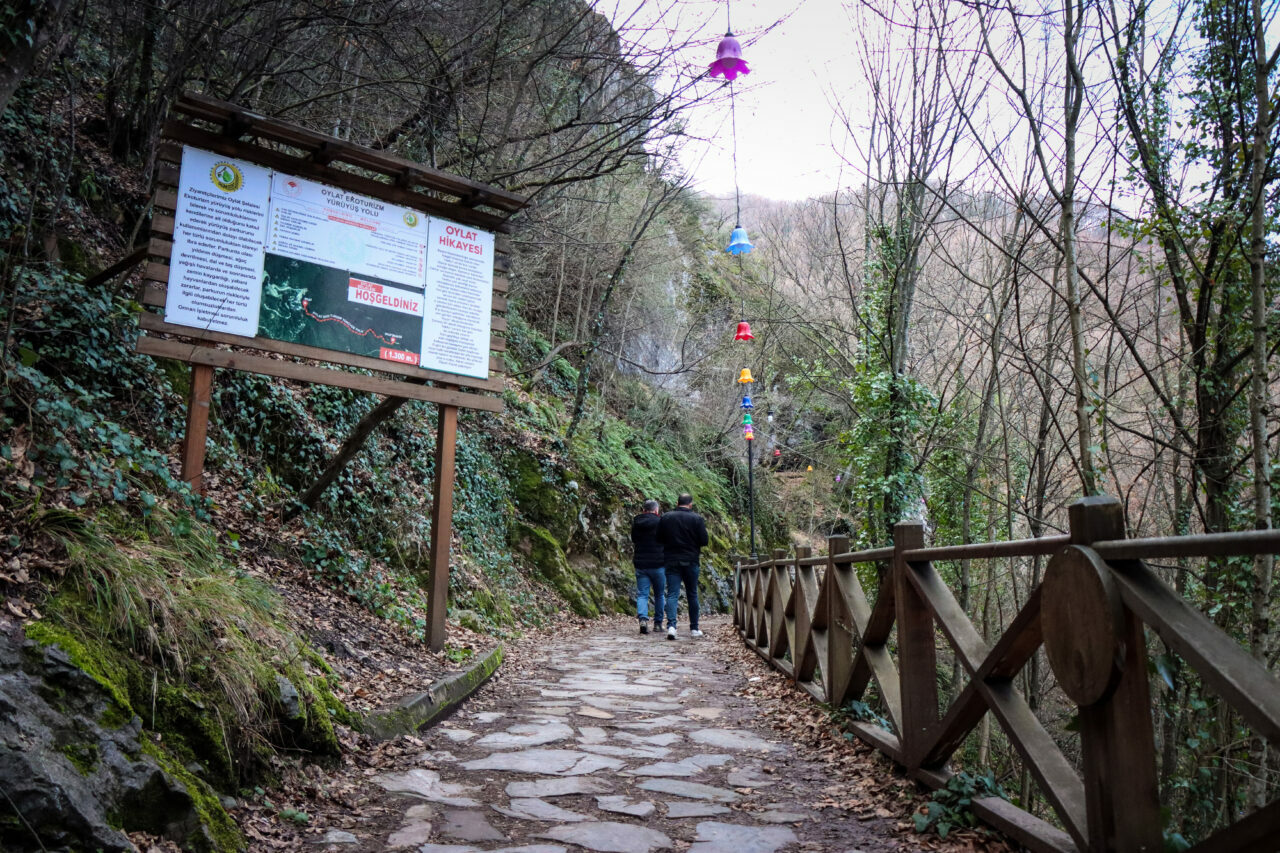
[343,616,903,853]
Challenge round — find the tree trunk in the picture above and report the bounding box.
[0,0,70,117]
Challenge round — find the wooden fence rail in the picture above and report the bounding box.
[733,495,1280,853]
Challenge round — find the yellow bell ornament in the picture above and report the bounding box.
[738,368,754,383]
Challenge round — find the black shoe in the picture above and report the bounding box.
[639,621,649,634]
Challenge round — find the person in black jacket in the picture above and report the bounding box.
[657,493,709,640]
[630,499,665,634]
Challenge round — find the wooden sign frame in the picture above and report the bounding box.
[137,93,528,649]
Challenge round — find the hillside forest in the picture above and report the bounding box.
[1,0,1279,849]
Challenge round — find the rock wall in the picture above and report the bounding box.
[0,617,240,852]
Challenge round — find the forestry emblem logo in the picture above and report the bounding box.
[210,162,243,193]
[403,211,419,228]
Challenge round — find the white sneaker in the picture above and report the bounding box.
[667,626,677,640]
[690,629,703,638]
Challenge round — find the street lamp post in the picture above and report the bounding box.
[747,434,756,560]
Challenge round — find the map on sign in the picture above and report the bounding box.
[164,146,495,379]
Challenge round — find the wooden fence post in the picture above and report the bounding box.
[825,535,853,708]
[894,520,935,769]
[1051,495,1161,852]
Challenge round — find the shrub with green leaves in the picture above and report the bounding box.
[913,771,1007,839]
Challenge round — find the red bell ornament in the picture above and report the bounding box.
[734,320,754,341]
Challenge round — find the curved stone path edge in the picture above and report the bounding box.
[364,644,505,741]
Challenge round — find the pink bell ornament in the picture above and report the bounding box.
[734,320,754,340]
[709,32,751,81]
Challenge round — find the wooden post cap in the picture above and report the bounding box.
[1041,545,1125,706]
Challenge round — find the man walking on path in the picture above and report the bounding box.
[630,499,665,634]
[657,493,708,640]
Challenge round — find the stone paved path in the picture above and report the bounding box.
[360,616,901,852]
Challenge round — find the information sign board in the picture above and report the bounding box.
[164,146,495,379]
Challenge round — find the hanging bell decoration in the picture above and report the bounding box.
[708,31,751,81]
[738,368,754,383]
[734,320,754,340]
[740,394,753,409]
[726,225,755,255]
[835,474,842,483]
[744,430,755,441]
[766,408,774,423]
[773,448,781,457]
[806,465,813,472]
[742,413,753,425]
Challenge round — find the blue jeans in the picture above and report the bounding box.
[636,567,666,621]
[665,562,699,630]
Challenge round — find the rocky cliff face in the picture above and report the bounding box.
[0,617,239,852]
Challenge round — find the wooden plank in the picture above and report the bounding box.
[138,311,506,390]
[153,213,175,237]
[768,556,791,662]
[824,537,856,707]
[174,92,529,212]
[144,262,169,284]
[904,535,1070,563]
[914,768,1079,853]
[157,161,181,186]
[148,236,172,260]
[426,403,459,651]
[83,245,147,289]
[862,564,897,645]
[135,336,503,412]
[906,557,989,673]
[180,364,214,494]
[1110,558,1280,744]
[157,141,182,164]
[154,188,178,211]
[848,643,902,733]
[893,522,936,769]
[792,555,821,684]
[492,293,508,313]
[971,681,1089,846]
[164,123,515,232]
[846,720,901,763]
[1093,528,1280,561]
[493,274,510,295]
[1183,797,1280,853]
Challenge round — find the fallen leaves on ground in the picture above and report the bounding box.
[709,623,1018,853]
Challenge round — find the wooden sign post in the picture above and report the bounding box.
[140,93,527,650]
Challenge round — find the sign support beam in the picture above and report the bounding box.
[180,364,214,494]
[427,403,459,651]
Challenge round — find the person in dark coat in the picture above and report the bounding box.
[630,499,665,634]
[657,493,709,639]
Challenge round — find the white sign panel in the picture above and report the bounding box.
[165,148,271,336]
[421,220,496,380]
[162,146,494,380]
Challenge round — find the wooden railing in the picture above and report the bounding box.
[733,496,1280,853]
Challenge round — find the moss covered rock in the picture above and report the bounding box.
[2,623,244,852]
[510,521,602,617]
